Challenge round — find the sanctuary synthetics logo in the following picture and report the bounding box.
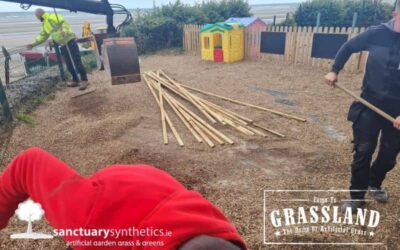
[11,199,53,240]
[263,190,384,247]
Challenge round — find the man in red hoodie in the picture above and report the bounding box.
[0,147,246,250]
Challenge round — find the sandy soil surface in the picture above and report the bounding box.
[0,54,399,249]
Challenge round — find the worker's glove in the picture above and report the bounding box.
[394,116,400,130]
[26,44,34,51]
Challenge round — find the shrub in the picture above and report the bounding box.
[293,0,393,27]
[121,0,251,54]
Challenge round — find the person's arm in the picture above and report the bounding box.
[31,26,50,47]
[50,14,74,40]
[61,18,73,35]
[0,147,79,229]
[331,28,375,74]
[325,27,376,86]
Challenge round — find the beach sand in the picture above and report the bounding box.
[0,11,125,48]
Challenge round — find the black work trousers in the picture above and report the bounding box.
[348,102,400,199]
[60,39,88,82]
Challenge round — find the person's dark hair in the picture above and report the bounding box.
[179,235,242,250]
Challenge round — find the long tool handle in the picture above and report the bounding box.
[335,82,396,123]
[53,8,78,73]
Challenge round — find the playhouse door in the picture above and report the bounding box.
[213,33,224,62]
[214,48,224,62]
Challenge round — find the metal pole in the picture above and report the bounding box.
[1,47,10,84]
[0,77,12,122]
[316,12,321,28]
[54,44,66,81]
[352,12,358,32]
[53,8,78,79]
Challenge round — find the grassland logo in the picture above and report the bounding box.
[263,190,384,247]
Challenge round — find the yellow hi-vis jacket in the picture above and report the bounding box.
[32,12,75,47]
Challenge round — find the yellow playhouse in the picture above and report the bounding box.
[200,22,244,63]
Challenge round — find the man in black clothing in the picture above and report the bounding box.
[325,2,400,212]
[58,39,89,89]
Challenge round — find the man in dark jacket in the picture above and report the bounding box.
[325,2,400,212]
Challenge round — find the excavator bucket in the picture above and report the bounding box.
[102,37,141,85]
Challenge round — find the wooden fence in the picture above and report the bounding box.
[183,24,202,55]
[183,24,368,73]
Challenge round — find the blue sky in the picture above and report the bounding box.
[0,0,301,12]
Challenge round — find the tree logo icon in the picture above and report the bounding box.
[10,199,53,240]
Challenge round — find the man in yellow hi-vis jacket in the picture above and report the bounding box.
[27,8,89,91]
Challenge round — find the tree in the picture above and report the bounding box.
[293,0,393,27]
[294,0,344,27]
[342,0,393,27]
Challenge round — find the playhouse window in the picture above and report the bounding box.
[204,37,210,49]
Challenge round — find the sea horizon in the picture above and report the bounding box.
[0,2,299,12]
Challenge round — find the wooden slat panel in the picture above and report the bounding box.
[182,24,367,73]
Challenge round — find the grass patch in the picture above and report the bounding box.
[16,112,34,125]
[14,92,56,126]
[32,94,55,107]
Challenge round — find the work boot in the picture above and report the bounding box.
[67,81,79,87]
[369,187,388,203]
[341,200,365,213]
[79,81,89,91]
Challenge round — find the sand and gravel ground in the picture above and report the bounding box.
[0,54,399,249]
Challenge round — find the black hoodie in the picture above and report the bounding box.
[332,20,400,117]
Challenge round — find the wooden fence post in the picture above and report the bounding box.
[357,27,368,72]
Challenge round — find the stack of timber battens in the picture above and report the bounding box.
[144,70,307,147]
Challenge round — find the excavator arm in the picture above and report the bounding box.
[0,0,132,34]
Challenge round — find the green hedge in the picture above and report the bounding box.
[122,0,251,54]
[292,0,393,27]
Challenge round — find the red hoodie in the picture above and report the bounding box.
[0,148,246,249]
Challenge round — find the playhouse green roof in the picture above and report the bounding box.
[200,22,242,33]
